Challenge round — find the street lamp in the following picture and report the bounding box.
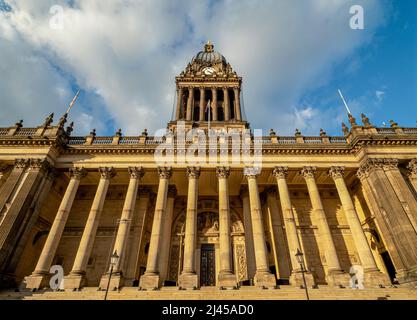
[295,248,310,300]
[104,250,119,301]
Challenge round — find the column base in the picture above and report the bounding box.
[178,272,199,289]
[290,271,315,288]
[326,270,351,287]
[396,267,417,287]
[25,272,51,290]
[218,272,237,288]
[139,272,161,290]
[253,271,276,288]
[363,269,391,288]
[99,273,124,291]
[64,272,86,290]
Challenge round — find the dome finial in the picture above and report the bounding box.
[204,40,214,53]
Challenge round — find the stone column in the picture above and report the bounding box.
[272,167,314,287]
[65,167,115,290]
[357,160,417,285]
[330,166,390,286]
[175,87,183,120]
[216,167,237,287]
[124,189,151,284]
[211,87,218,121]
[0,159,27,212]
[159,185,177,284]
[99,167,144,290]
[301,167,349,287]
[139,167,172,290]
[26,168,87,290]
[186,87,194,121]
[199,87,205,121]
[240,188,256,280]
[244,167,276,287]
[407,159,417,194]
[223,88,230,121]
[233,87,242,121]
[265,188,291,281]
[0,159,50,287]
[179,167,200,289]
[0,165,7,189]
[383,159,417,231]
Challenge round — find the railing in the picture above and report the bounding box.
[277,137,297,144]
[119,137,140,144]
[304,137,322,144]
[329,137,347,143]
[377,128,396,135]
[68,137,86,145]
[0,129,8,135]
[92,137,113,144]
[14,128,37,136]
[404,128,417,134]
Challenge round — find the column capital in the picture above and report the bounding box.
[168,185,177,198]
[273,166,288,179]
[381,158,399,171]
[329,166,345,180]
[98,167,116,179]
[244,167,260,179]
[216,166,230,178]
[28,158,51,172]
[158,167,172,179]
[300,166,317,179]
[69,167,87,180]
[14,158,29,169]
[186,166,201,179]
[407,159,417,176]
[128,166,145,179]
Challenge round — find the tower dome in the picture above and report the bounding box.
[192,41,227,65]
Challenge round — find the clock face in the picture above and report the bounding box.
[203,67,215,75]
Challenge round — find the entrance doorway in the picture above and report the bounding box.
[200,244,216,286]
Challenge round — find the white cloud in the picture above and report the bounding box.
[376,90,385,102]
[0,0,387,135]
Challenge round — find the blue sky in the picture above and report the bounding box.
[0,0,416,136]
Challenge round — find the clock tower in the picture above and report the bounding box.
[169,41,248,133]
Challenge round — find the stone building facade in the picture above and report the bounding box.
[0,42,417,293]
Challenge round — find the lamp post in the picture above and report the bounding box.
[104,250,119,301]
[295,248,310,300]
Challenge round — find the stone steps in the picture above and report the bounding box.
[1,286,416,300]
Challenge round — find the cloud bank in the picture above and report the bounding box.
[0,0,387,135]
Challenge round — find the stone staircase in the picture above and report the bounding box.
[1,285,417,300]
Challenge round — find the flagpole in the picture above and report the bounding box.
[65,90,80,115]
[338,89,351,115]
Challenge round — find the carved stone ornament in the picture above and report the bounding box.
[216,166,230,178]
[328,166,345,180]
[14,158,29,169]
[98,167,116,179]
[186,166,200,179]
[273,166,288,179]
[158,166,172,179]
[301,166,316,179]
[69,167,87,179]
[407,159,417,176]
[243,167,260,178]
[128,167,144,179]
